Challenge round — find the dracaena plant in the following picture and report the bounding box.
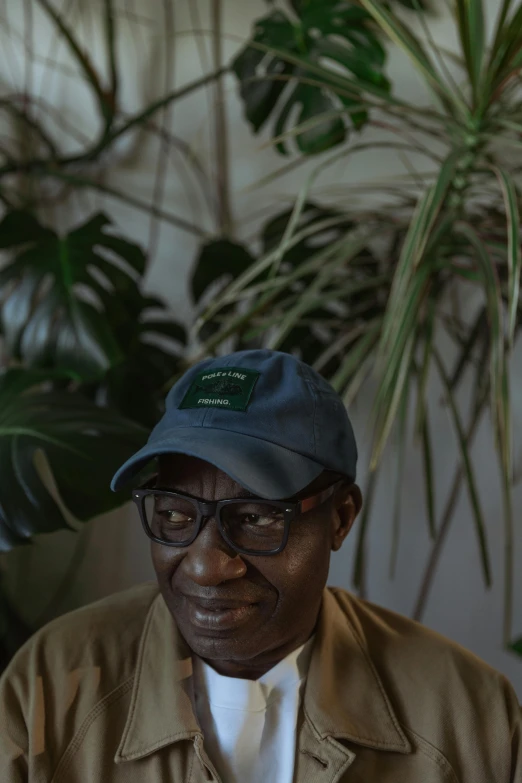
[180,0,522,658]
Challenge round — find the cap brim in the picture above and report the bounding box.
[110,427,325,500]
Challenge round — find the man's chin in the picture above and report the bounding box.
[182,624,259,660]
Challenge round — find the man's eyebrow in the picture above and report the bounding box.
[232,489,258,499]
[159,484,261,500]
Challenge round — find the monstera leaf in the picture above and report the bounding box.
[232,0,391,155]
[190,239,260,344]
[191,239,257,306]
[0,368,147,552]
[261,201,355,264]
[100,293,188,426]
[191,204,381,367]
[0,210,147,380]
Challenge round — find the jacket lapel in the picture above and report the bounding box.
[115,591,200,763]
[297,588,412,780]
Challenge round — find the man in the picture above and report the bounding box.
[0,348,520,783]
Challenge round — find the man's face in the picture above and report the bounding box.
[151,454,362,678]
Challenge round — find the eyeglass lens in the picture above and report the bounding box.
[143,494,287,552]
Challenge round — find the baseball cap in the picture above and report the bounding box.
[110,349,358,500]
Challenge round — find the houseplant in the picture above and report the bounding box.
[0,0,412,668]
[10,1,520,669]
[180,0,522,657]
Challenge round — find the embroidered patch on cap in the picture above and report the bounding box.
[178,366,260,412]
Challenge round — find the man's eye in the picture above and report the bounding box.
[242,514,283,527]
[160,510,193,525]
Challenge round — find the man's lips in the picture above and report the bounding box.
[184,596,260,610]
[183,595,261,631]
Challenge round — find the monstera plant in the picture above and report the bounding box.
[0,208,189,535]
[0,209,188,667]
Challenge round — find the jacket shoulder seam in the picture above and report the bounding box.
[50,674,135,783]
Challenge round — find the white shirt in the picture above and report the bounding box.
[192,637,315,783]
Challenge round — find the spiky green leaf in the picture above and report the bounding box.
[490,166,521,347]
[433,349,492,587]
[455,0,486,103]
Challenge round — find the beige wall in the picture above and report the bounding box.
[0,0,521,695]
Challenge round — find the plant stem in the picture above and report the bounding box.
[212,0,233,236]
[105,0,118,106]
[0,67,228,181]
[353,463,380,599]
[502,469,514,647]
[0,99,58,158]
[412,390,488,621]
[36,0,111,121]
[36,170,209,237]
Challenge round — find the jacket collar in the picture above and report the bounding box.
[115,589,199,763]
[115,586,411,763]
[303,589,411,753]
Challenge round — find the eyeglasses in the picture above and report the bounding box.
[131,477,347,556]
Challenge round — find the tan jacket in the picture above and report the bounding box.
[0,581,520,783]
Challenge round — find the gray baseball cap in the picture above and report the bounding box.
[111,349,358,499]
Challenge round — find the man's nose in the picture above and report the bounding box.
[181,516,247,586]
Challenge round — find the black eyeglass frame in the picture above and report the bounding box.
[131,476,348,556]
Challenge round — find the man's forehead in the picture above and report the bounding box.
[156,453,333,500]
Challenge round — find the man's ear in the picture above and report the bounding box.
[331,484,363,552]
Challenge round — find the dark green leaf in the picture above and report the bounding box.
[141,320,187,345]
[231,20,294,132]
[93,232,146,276]
[0,368,147,550]
[0,210,54,248]
[232,1,391,155]
[275,324,327,366]
[191,239,257,304]
[0,211,149,380]
[261,201,354,265]
[97,298,187,426]
[455,0,485,104]
[486,5,522,94]
[274,81,347,155]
